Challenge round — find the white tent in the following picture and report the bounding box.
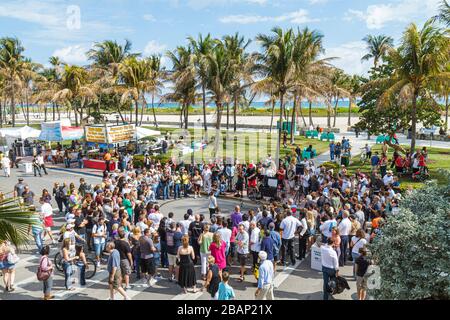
[136,127,161,140]
[0,126,41,139]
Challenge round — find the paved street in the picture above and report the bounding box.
[0,165,356,301]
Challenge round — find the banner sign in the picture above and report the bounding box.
[107,124,136,143]
[62,126,84,140]
[86,126,107,143]
[39,122,63,141]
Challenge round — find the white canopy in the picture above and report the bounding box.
[0,126,42,140]
[136,127,161,140]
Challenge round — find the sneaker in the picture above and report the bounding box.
[125,285,132,290]
[96,261,101,267]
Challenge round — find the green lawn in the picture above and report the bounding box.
[144,126,330,163]
[345,144,450,188]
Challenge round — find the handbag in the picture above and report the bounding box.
[37,257,51,281]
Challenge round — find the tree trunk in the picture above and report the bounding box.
[276,93,285,168]
[308,100,313,126]
[327,100,331,128]
[410,92,418,152]
[202,85,208,134]
[21,101,27,123]
[298,97,307,127]
[74,106,79,127]
[135,99,139,126]
[52,103,56,121]
[445,94,449,130]
[290,97,297,144]
[140,96,145,126]
[180,105,183,128]
[117,107,125,124]
[347,96,352,127]
[151,94,158,128]
[233,95,238,132]
[11,81,16,127]
[333,97,338,128]
[26,91,30,126]
[269,99,275,133]
[185,103,189,130]
[226,102,230,131]
[216,102,223,130]
[0,100,3,128]
[44,104,48,122]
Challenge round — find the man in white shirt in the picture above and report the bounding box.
[255,251,274,300]
[354,204,365,228]
[321,238,339,300]
[338,210,352,266]
[36,153,48,175]
[249,221,261,271]
[218,220,232,256]
[179,213,192,235]
[148,209,163,229]
[279,210,301,266]
[40,198,55,244]
[320,215,337,243]
[383,170,394,186]
[1,156,11,177]
[202,167,212,194]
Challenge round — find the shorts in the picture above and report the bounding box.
[229,243,236,258]
[237,253,248,267]
[120,259,132,276]
[110,271,121,289]
[140,258,155,276]
[356,276,368,291]
[167,254,178,266]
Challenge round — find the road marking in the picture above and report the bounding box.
[54,269,108,300]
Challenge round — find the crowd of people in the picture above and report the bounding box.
[0,133,413,301]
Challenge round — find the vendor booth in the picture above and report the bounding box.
[0,126,42,156]
[83,124,137,170]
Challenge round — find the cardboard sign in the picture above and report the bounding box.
[86,126,107,143]
[107,124,135,143]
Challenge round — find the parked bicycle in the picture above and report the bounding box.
[54,251,97,280]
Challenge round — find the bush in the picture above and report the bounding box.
[369,170,450,300]
[321,161,340,172]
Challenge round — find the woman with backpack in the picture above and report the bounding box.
[0,240,18,293]
[92,217,107,267]
[38,245,54,300]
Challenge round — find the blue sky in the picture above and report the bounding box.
[0,0,442,75]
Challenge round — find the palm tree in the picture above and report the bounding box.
[20,58,41,125]
[145,55,167,127]
[223,33,254,132]
[0,197,38,247]
[323,67,349,128]
[87,40,140,123]
[374,20,449,151]
[289,27,330,143]
[188,34,215,134]
[165,46,197,129]
[432,0,450,26]
[256,27,298,166]
[361,35,394,69]
[118,57,155,127]
[345,75,363,126]
[53,65,97,126]
[0,37,26,127]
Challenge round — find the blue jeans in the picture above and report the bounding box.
[133,254,141,279]
[63,261,73,289]
[174,184,181,199]
[160,240,168,267]
[43,275,53,295]
[330,151,335,161]
[76,234,86,247]
[155,183,161,199]
[162,184,169,200]
[339,235,349,266]
[352,252,360,277]
[32,230,43,252]
[322,266,336,300]
[183,184,190,197]
[94,242,105,259]
[78,159,84,168]
[76,261,86,286]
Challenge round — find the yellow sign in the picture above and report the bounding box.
[86,126,106,143]
[107,124,136,143]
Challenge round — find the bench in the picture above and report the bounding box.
[320,133,336,141]
[302,148,317,159]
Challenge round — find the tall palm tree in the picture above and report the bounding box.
[289,27,330,143]
[256,27,298,166]
[188,34,215,134]
[145,55,167,127]
[88,40,140,123]
[53,65,97,126]
[20,58,41,125]
[374,20,449,151]
[119,57,155,127]
[0,37,26,127]
[0,197,39,247]
[361,35,394,69]
[165,46,197,129]
[223,33,254,132]
[345,75,363,126]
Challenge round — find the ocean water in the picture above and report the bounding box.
[144,100,355,109]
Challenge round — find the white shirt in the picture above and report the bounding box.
[218,228,232,246]
[37,155,45,165]
[92,224,106,244]
[383,174,394,186]
[338,218,352,236]
[242,220,250,233]
[299,218,308,236]
[355,210,365,226]
[250,227,261,252]
[320,219,337,238]
[41,202,53,218]
[208,196,217,209]
[136,221,148,233]
[180,219,191,235]
[148,212,163,229]
[280,216,301,240]
[1,157,10,168]
[351,236,367,254]
[321,244,339,269]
